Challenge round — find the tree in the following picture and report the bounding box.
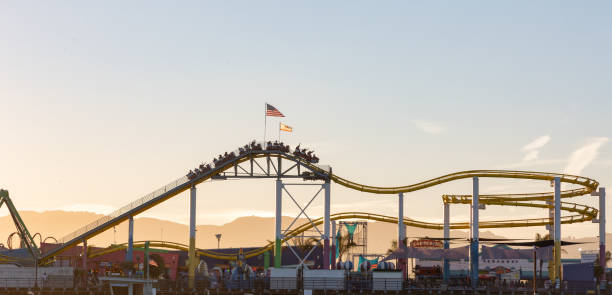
[387,239,398,255]
[534,233,549,284]
[336,233,357,261]
[293,236,321,253]
[594,250,611,279]
[534,233,566,285]
[387,237,408,254]
[149,254,167,279]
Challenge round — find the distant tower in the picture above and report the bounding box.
[215,234,222,249]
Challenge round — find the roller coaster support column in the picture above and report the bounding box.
[443,202,450,283]
[323,179,331,269]
[553,177,561,285]
[126,216,134,262]
[398,192,407,277]
[274,179,282,268]
[82,239,87,269]
[188,185,196,289]
[592,187,606,284]
[470,177,479,290]
[331,220,336,269]
[145,241,150,279]
[398,193,406,242]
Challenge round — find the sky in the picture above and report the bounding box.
[1,1,611,241]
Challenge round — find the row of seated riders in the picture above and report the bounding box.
[186,141,319,179]
[262,141,320,163]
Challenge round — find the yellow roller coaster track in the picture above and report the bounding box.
[89,204,598,261]
[44,149,600,263]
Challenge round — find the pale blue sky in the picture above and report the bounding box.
[1,1,611,241]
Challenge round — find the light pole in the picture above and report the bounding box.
[34,255,38,290]
[215,234,222,249]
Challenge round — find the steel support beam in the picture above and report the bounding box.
[126,216,134,262]
[443,202,450,283]
[82,239,87,269]
[274,179,282,268]
[188,185,196,289]
[264,250,270,270]
[553,177,561,285]
[470,177,479,289]
[398,192,407,278]
[331,220,336,269]
[323,180,331,269]
[144,241,150,279]
[398,192,406,243]
[598,187,606,282]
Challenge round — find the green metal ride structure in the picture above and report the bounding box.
[0,189,40,262]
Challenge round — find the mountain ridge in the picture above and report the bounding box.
[0,211,608,259]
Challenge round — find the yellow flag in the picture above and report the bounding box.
[280,123,292,132]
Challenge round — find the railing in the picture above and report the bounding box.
[55,140,324,250]
[0,277,73,288]
[155,276,604,294]
[58,175,189,245]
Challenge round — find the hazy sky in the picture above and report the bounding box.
[1,1,611,240]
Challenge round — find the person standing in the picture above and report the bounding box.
[41,272,47,288]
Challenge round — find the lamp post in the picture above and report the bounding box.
[215,234,222,249]
[34,255,38,290]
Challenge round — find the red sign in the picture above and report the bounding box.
[410,239,443,248]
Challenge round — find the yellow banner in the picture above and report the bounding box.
[280,123,292,132]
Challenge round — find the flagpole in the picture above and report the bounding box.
[263,102,267,148]
[278,122,281,142]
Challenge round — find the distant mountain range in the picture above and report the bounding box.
[0,211,608,259]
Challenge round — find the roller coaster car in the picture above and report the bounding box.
[293,148,319,164]
[214,152,238,168]
[198,164,212,174]
[187,170,196,180]
[266,142,290,152]
[249,141,263,151]
[301,171,326,181]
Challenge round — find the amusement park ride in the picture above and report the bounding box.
[0,140,607,290]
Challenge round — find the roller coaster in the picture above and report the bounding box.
[1,141,601,266]
[89,206,597,262]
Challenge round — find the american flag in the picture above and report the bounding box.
[266,104,284,117]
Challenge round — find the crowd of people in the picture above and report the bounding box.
[240,140,263,154]
[264,140,290,152]
[293,144,319,163]
[186,140,320,180]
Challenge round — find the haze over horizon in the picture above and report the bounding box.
[1,1,611,241]
[3,210,609,260]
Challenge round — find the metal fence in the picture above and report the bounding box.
[0,277,73,288]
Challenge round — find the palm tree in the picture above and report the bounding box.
[149,253,167,279]
[336,233,357,261]
[535,233,567,284]
[534,233,550,283]
[594,250,611,279]
[387,239,398,254]
[293,236,321,253]
[386,238,408,254]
